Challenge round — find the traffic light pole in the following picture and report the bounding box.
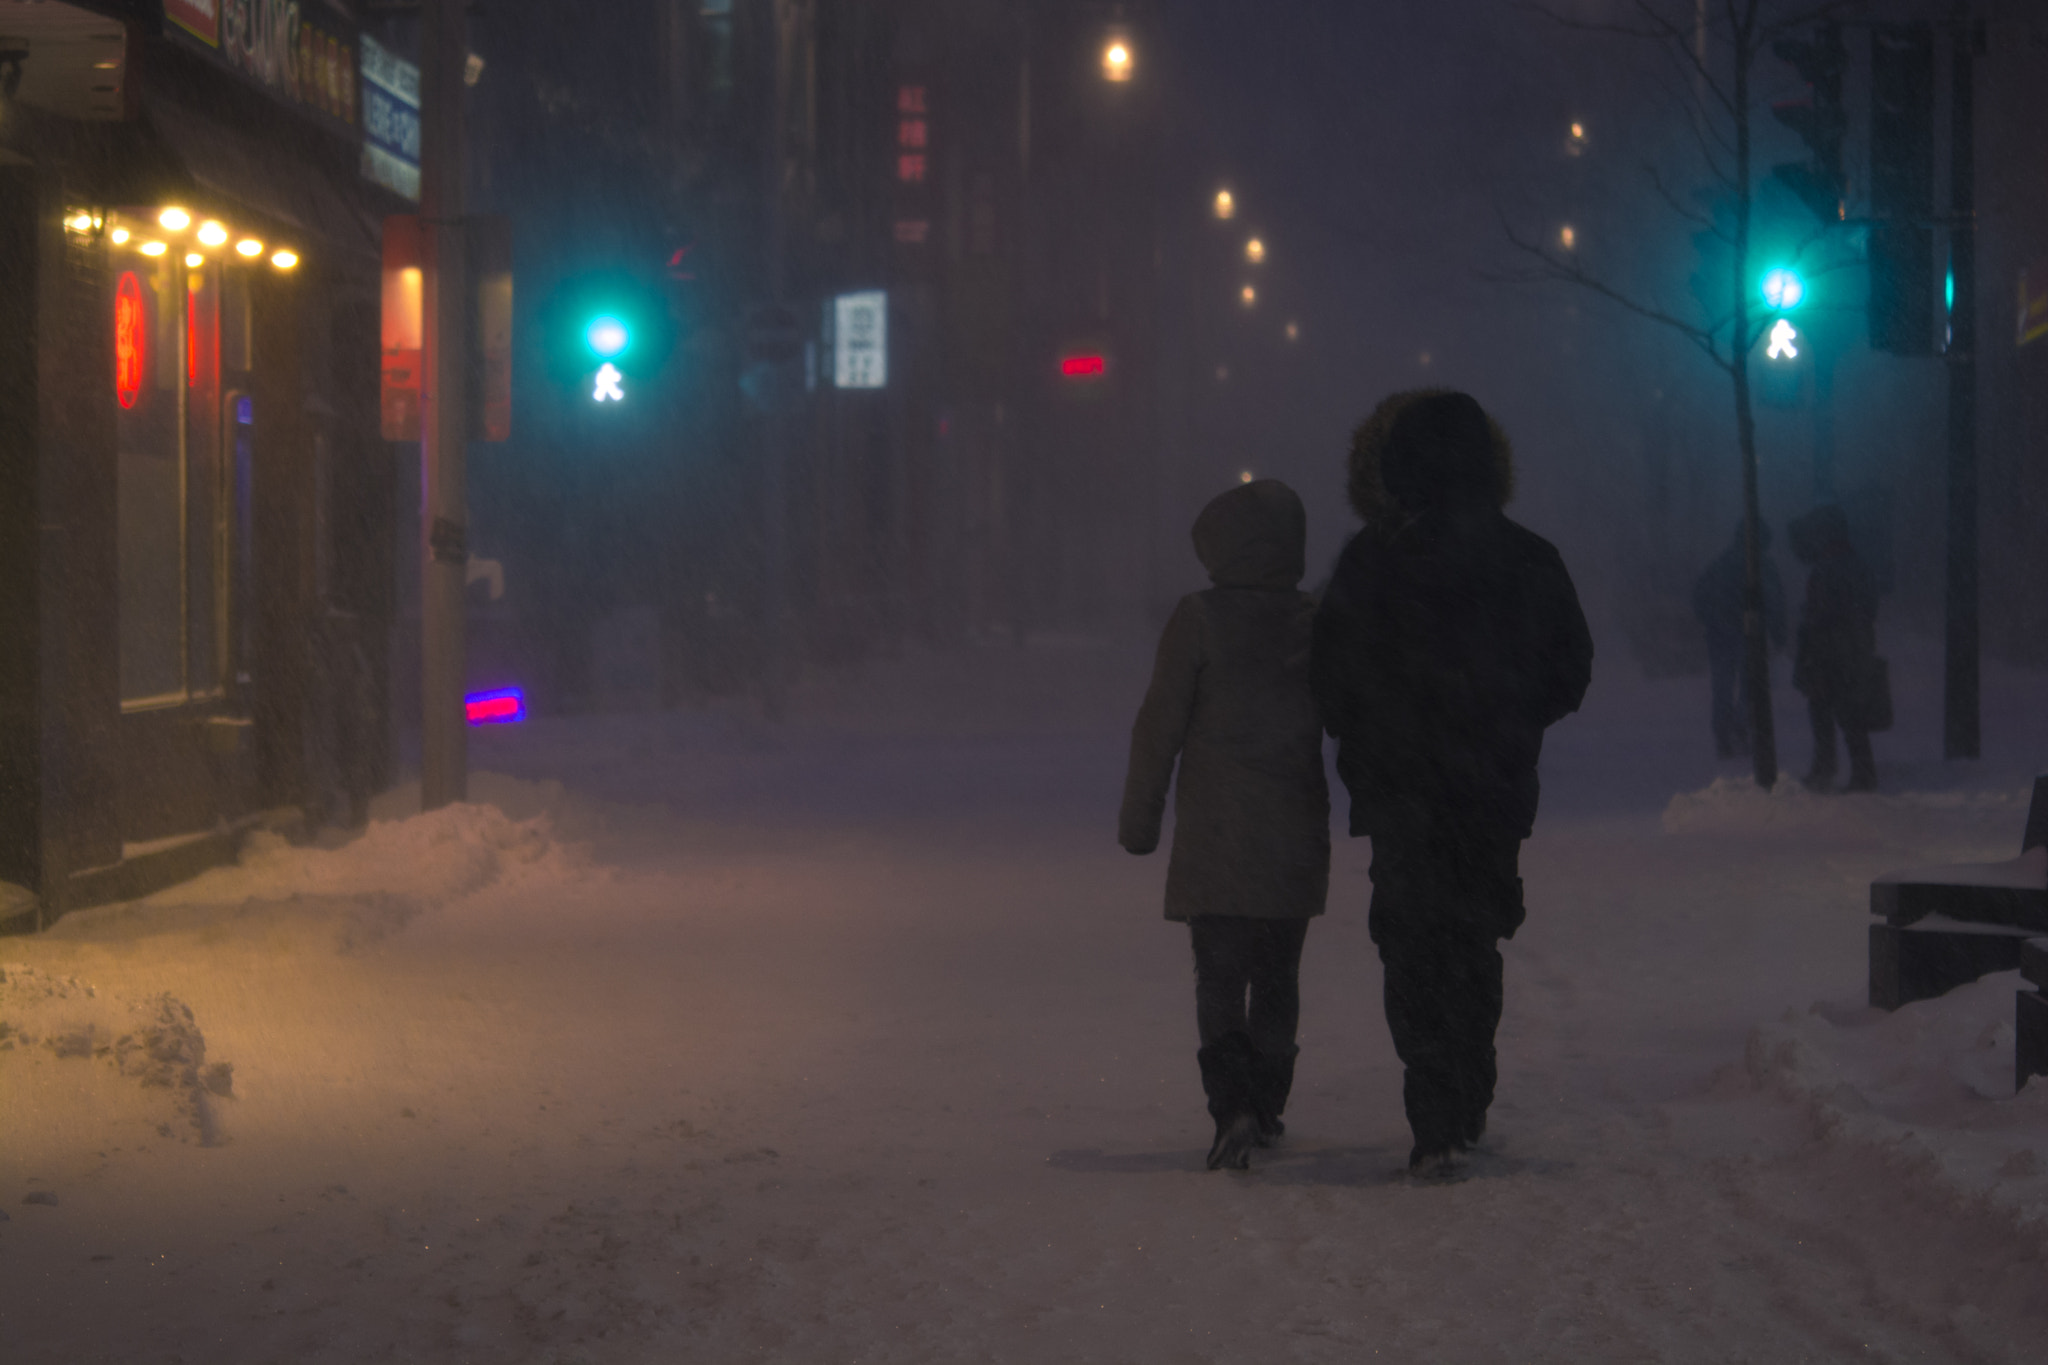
[1943,14,1979,760]
[420,0,470,808]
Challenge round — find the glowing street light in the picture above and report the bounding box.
[236,238,264,258]
[197,220,228,247]
[1102,36,1133,82]
[1213,189,1235,220]
[184,252,203,268]
[270,248,299,270]
[159,206,191,231]
[1284,320,1300,342]
[1245,237,1266,264]
[1240,284,1257,307]
[1559,224,1577,251]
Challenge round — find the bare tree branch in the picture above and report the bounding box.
[1489,212,1733,373]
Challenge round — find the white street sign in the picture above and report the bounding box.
[833,290,887,390]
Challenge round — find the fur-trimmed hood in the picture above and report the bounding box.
[1346,388,1515,524]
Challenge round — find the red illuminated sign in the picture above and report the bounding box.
[115,272,146,409]
[464,687,526,725]
[1061,354,1107,378]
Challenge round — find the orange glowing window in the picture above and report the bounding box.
[115,272,146,409]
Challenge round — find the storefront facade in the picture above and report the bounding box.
[2,0,399,924]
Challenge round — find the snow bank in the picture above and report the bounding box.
[1661,775,2034,846]
[0,964,232,1146]
[47,774,588,939]
[1743,975,2048,1238]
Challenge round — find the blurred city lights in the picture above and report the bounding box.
[1245,237,1265,264]
[270,249,299,270]
[1213,189,1235,220]
[197,220,228,247]
[1240,284,1256,306]
[159,206,191,231]
[139,240,166,256]
[1284,320,1300,342]
[184,252,203,268]
[1559,224,1577,250]
[236,238,264,257]
[1102,37,1133,82]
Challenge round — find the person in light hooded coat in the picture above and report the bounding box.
[1120,478,1331,1171]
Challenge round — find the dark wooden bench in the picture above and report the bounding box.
[1868,776,2048,1034]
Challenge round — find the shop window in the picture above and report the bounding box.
[114,250,235,709]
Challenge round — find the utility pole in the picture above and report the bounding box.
[1942,9,1980,760]
[420,0,470,808]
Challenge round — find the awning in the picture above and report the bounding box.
[140,93,384,264]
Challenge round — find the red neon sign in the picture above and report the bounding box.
[115,272,146,409]
[464,687,526,725]
[1060,354,1107,378]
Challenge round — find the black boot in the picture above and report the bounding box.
[1197,1033,1258,1171]
[1249,1045,1298,1146]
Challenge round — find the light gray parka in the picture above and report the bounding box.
[1118,480,1331,921]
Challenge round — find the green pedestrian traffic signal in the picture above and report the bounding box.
[1760,267,1805,312]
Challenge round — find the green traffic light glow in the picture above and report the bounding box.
[587,315,630,358]
[1760,268,1805,311]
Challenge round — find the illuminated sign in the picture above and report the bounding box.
[1766,318,1800,360]
[167,0,219,47]
[361,33,421,201]
[464,688,526,725]
[1060,354,1107,378]
[115,272,146,409]
[593,362,625,403]
[833,290,887,389]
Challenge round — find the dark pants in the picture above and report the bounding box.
[1188,916,1309,1126]
[1369,831,1521,1156]
[1807,695,1876,788]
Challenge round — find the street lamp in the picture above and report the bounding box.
[1213,189,1236,220]
[1245,237,1265,264]
[1102,34,1133,82]
[1240,284,1257,307]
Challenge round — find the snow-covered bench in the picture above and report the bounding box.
[1868,775,2048,1016]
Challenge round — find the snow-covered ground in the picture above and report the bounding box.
[3,626,2046,1363]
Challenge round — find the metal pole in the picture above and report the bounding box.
[759,0,789,719]
[420,0,469,808]
[1943,12,1979,760]
[1812,338,1834,501]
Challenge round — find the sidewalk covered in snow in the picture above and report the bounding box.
[3,631,2046,1363]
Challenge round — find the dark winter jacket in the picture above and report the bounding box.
[1691,522,1787,653]
[1119,480,1330,922]
[1788,505,1878,707]
[1312,392,1593,844]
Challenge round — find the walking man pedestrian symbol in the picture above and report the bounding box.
[593,363,625,403]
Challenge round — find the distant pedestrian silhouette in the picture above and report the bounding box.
[1690,521,1787,759]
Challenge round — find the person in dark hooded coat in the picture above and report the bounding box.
[1788,503,1880,792]
[1120,478,1331,1172]
[1312,390,1592,1181]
